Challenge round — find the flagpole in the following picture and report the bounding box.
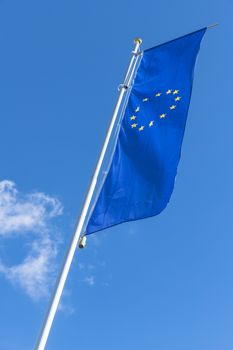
[34,37,142,350]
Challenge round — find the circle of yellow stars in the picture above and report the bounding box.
[129,89,182,132]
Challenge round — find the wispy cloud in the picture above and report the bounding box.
[83,276,95,286]
[58,302,75,316]
[0,180,63,301]
[76,259,111,288]
[0,180,62,236]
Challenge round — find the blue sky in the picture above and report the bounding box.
[0,0,232,349]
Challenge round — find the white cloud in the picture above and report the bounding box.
[0,180,62,236]
[0,180,63,301]
[84,276,95,286]
[58,303,75,316]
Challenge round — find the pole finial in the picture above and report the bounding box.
[134,37,142,45]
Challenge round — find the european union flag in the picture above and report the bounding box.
[86,28,206,235]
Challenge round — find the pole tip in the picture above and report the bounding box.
[134,37,142,45]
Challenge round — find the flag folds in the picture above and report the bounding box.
[86,28,206,235]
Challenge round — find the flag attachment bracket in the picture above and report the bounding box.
[79,235,87,249]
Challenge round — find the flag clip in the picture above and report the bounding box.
[118,84,129,91]
[79,235,87,249]
[132,50,142,57]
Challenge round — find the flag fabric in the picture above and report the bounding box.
[86,28,206,235]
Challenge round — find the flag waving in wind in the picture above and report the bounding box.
[86,28,206,235]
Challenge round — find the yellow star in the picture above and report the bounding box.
[170,105,176,110]
[139,126,145,131]
[173,90,179,94]
[160,113,166,119]
[143,98,149,102]
[131,123,138,128]
[130,115,136,120]
[135,106,140,112]
[166,89,172,94]
[175,96,181,101]
[155,92,162,97]
[149,121,154,127]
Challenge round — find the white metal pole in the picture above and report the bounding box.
[34,37,142,350]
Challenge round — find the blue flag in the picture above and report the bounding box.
[86,28,206,235]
